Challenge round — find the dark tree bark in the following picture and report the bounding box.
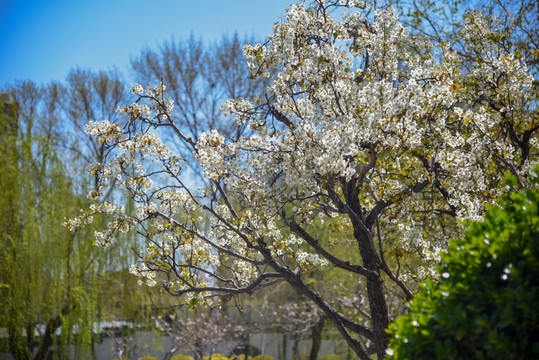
[281,334,288,360]
[8,324,32,360]
[309,316,325,360]
[350,197,389,360]
[34,304,71,360]
[34,314,63,360]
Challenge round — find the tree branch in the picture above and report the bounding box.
[285,217,379,280]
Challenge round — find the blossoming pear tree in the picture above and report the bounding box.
[67,1,538,358]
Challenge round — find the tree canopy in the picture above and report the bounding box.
[68,0,538,358]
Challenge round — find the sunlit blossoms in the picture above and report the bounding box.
[68,1,537,359]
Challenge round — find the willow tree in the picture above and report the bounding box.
[0,83,99,360]
[69,1,538,359]
[0,79,144,360]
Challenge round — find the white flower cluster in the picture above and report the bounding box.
[296,250,329,267]
[85,120,121,143]
[66,201,132,248]
[129,262,157,287]
[213,1,537,277]
[121,82,174,116]
[70,1,537,304]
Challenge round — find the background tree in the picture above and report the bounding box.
[386,170,539,359]
[131,33,268,178]
[0,34,296,360]
[62,67,129,187]
[0,77,148,360]
[256,293,325,360]
[71,0,538,359]
[153,308,247,360]
[0,82,100,360]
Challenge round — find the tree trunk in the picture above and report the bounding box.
[281,333,287,360]
[292,333,301,360]
[8,324,32,360]
[91,335,98,360]
[193,343,203,360]
[25,323,34,356]
[34,314,63,360]
[309,316,325,360]
[350,201,389,360]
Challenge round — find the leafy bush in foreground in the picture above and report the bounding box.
[387,173,539,359]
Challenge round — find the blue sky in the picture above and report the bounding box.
[0,0,292,86]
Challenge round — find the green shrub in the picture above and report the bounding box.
[387,172,539,359]
[138,356,158,360]
[320,354,344,360]
[252,355,274,360]
[290,354,309,360]
[230,355,253,360]
[170,355,195,360]
[204,354,230,360]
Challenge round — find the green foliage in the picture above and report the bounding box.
[386,171,539,359]
[252,355,274,360]
[138,356,159,360]
[230,355,252,360]
[0,89,98,357]
[320,354,344,360]
[0,81,152,359]
[170,355,195,360]
[204,354,231,360]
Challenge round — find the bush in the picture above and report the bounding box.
[387,172,539,359]
[204,354,230,360]
[170,355,195,360]
[252,355,274,360]
[138,357,158,360]
[230,355,253,360]
[232,344,260,358]
[320,354,344,360]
